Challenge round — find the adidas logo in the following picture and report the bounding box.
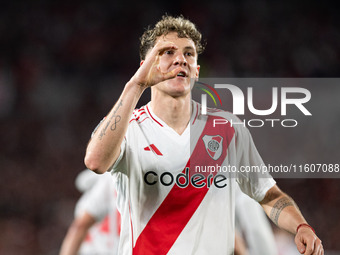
[144,144,163,156]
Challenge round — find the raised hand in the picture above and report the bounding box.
[131,41,182,88]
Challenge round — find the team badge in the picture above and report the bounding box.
[202,135,223,160]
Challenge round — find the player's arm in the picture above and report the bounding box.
[260,184,323,255]
[84,80,145,174]
[234,230,249,255]
[84,42,182,174]
[59,212,96,255]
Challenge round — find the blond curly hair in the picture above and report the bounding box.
[139,15,205,60]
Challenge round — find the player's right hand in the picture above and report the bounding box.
[130,41,182,88]
[295,226,323,255]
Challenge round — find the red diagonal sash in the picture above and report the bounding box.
[133,116,235,254]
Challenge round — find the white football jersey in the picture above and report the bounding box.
[110,101,275,255]
[75,171,120,255]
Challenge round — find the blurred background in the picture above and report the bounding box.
[0,0,339,254]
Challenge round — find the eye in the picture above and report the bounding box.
[164,50,174,55]
[185,52,194,57]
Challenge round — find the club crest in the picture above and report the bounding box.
[202,135,223,160]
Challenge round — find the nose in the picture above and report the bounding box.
[174,52,187,66]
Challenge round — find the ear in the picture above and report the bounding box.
[196,65,200,78]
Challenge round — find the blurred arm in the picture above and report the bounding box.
[234,230,249,255]
[59,212,96,255]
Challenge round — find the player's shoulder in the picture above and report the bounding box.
[129,104,149,125]
[207,107,239,122]
[75,169,100,193]
[192,100,250,137]
[193,101,243,125]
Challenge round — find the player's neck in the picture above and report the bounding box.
[150,94,191,135]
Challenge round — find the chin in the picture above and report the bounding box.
[155,79,190,98]
[171,79,191,90]
[169,84,191,97]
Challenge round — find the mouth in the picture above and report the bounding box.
[176,71,187,78]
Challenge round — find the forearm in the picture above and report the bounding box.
[234,230,249,255]
[85,40,184,174]
[59,227,86,255]
[85,80,145,173]
[59,216,94,255]
[261,185,323,255]
[260,185,307,234]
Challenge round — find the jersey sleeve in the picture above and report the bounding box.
[234,122,276,202]
[75,174,114,221]
[109,113,141,174]
[109,137,127,174]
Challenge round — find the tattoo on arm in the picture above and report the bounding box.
[99,100,123,140]
[269,197,294,226]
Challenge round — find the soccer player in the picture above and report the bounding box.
[59,169,120,255]
[84,15,323,255]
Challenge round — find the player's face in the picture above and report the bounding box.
[147,32,200,97]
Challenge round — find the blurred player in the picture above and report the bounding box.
[235,184,279,255]
[59,169,120,255]
[84,15,323,254]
